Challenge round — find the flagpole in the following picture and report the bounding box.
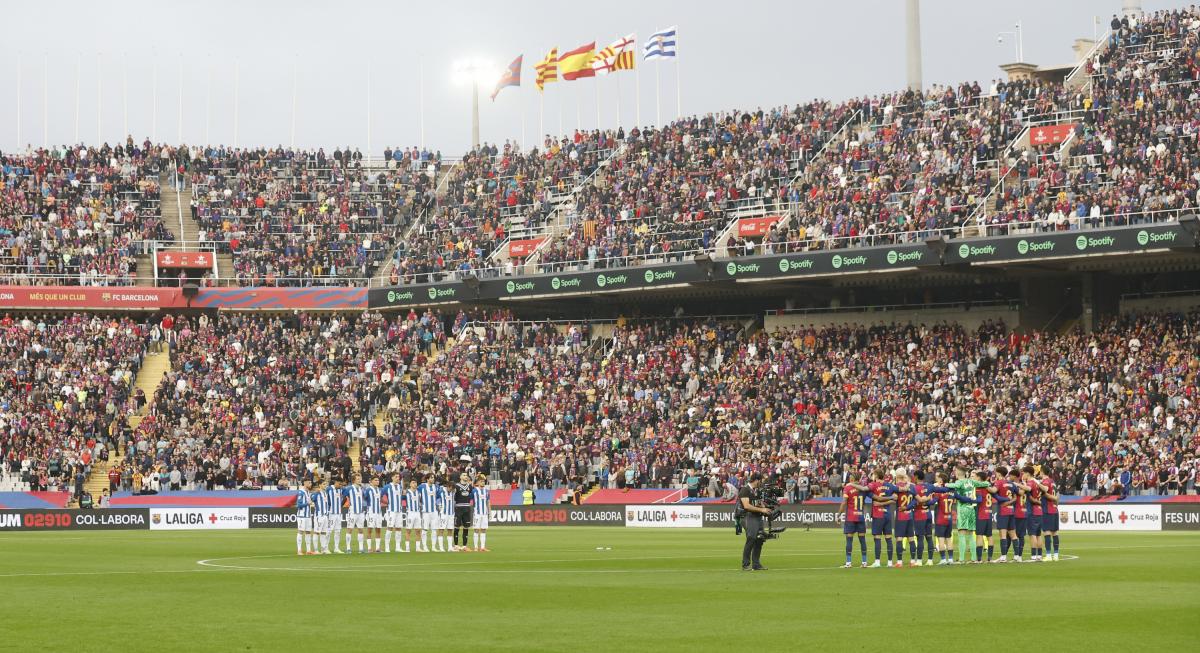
[290,61,297,149]
[595,77,601,130]
[520,87,527,151]
[675,52,682,119]
[366,60,372,157]
[121,53,128,140]
[177,55,183,143]
[655,62,661,127]
[43,53,49,148]
[419,56,426,149]
[151,53,157,142]
[615,70,622,130]
[635,59,641,129]
[538,92,544,146]
[205,60,211,145]
[576,84,581,134]
[15,53,21,149]
[96,52,102,145]
[233,60,240,148]
[74,52,81,144]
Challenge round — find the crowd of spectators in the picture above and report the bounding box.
[188,145,436,286]
[375,309,1198,498]
[537,103,848,269]
[0,304,1195,500]
[968,8,1200,237]
[113,310,446,489]
[391,134,616,283]
[0,313,148,497]
[0,139,170,286]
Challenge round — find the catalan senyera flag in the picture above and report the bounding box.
[592,34,636,74]
[490,55,522,101]
[558,42,596,81]
[535,48,558,91]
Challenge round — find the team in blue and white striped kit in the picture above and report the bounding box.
[295,472,491,555]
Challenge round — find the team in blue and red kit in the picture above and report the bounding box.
[837,464,1061,567]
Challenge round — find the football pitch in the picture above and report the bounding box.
[0,528,1196,652]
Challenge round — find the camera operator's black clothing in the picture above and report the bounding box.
[738,486,765,569]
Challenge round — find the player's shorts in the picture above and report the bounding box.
[870,514,893,536]
[893,519,915,538]
[406,512,419,528]
[472,513,489,530]
[441,514,454,530]
[996,513,1015,530]
[314,516,328,532]
[1042,513,1060,532]
[955,510,976,531]
[384,512,400,528]
[328,514,342,530]
[843,519,866,535]
[297,517,312,531]
[915,519,932,537]
[1014,517,1028,537]
[1028,515,1043,536]
[934,523,953,538]
[421,512,437,530]
[975,519,993,536]
[345,512,365,529]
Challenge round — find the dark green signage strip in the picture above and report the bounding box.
[368,224,1194,308]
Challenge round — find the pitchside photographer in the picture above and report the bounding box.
[736,473,776,571]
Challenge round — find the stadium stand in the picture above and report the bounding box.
[188,145,436,286]
[117,310,446,489]
[0,313,149,499]
[0,140,171,286]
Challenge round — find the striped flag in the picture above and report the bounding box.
[490,55,522,101]
[558,41,596,81]
[643,26,677,60]
[592,34,636,74]
[535,48,558,91]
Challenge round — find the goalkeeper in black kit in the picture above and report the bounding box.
[453,473,473,550]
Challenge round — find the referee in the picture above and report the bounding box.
[738,473,773,571]
[453,473,473,549]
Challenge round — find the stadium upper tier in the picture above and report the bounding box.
[1,141,171,286]
[3,308,1197,497]
[0,7,1196,288]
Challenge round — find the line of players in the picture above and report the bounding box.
[837,464,1061,567]
[294,472,491,555]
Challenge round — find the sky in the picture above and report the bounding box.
[0,0,1178,155]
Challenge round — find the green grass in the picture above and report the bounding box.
[0,528,1197,651]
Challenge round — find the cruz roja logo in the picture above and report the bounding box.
[1017,239,1055,255]
[386,290,414,303]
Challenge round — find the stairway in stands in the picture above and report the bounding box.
[76,348,171,504]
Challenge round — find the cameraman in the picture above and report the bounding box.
[738,473,773,571]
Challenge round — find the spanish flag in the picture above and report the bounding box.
[558,42,596,81]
